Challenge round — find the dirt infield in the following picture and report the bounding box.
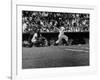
[22,45,89,69]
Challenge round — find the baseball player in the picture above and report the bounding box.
[55,26,68,45]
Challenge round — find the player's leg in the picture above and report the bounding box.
[31,38,36,43]
[31,35,37,47]
[55,35,62,45]
[62,35,68,45]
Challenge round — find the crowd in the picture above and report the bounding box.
[22,11,89,33]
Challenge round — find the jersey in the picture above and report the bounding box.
[58,27,65,37]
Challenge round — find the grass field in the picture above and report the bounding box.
[22,44,89,69]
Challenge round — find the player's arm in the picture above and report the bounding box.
[54,26,60,31]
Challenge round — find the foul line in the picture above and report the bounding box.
[64,48,89,52]
[65,46,89,49]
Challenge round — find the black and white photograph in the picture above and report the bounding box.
[22,10,90,69]
[11,2,97,79]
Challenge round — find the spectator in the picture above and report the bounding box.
[22,11,89,33]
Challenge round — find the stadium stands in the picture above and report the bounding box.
[22,11,89,33]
